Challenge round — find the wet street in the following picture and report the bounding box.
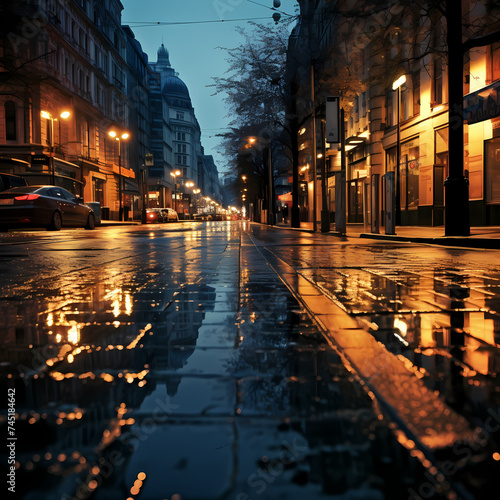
[1,221,500,500]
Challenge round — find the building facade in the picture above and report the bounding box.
[0,1,221,221]
[0,0,144,220]
[149,44,217,216]
[288,0,500,228]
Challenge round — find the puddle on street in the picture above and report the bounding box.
[3,225,500,499]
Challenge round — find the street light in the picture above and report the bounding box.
[41,110,71,185]
[185,181,195,216]
[170,169,181,213]
[392,74,406,227]
[193,188,201,212]
[108,129,130,221]
[245,136,274,225]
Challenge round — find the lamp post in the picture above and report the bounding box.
[170,169,181,213]
[267,144,274,225]
[244,136,274,225]
[392,74,406,227]
[193,188,200,213]
[41,110,70,186]
[108,130,129,221]
[185,181,194,217]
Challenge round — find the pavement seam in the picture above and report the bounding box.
[246,234,479,500]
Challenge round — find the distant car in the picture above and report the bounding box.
[193,213,213,221]
[146,208,178,223]
[0,173,27,192]
[0,185,95,231]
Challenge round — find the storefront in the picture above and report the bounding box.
[464,79,500,224]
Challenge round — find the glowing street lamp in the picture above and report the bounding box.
[170,169,181,212]
[41,110,71,185]
[392,74,406,226]
[108,130,130,220]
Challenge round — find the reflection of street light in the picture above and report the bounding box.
[41,110,71,185]
[392,74,406,226]
[170,169,181,212]
[108,130,130,221]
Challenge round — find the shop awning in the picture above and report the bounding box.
[124,179,140,194]
[278,192,292,203]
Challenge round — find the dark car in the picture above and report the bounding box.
[0,185,95,231]
[0,173,27,192]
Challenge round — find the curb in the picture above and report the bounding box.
[358,232,500,249]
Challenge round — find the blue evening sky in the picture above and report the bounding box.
[121,0,298,175]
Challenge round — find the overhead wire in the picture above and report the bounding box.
[123,17,277,27]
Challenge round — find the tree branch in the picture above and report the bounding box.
[462,28,500,53]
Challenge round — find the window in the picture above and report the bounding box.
[176,155,188,166]
[412,71,420,116]
[386,87,394,128]
[93,177,105,205]
[488,42,500,83]
[176,112,184,121]
[485,137,500,203]
[400,139,420,210]
[433,59,443,105]
[177,132,186,141]
[5,101,16,140]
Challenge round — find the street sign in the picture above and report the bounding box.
[326,96,340,144]
[31,155,48,165]
[145,153,154,166]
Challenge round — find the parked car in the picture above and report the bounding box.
[146,207,179,223]
[0,185,95,231]
[0,173,27,192]
[161,207,179,221]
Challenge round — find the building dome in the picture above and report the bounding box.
[162,74,191,100]
[157,43,170,63]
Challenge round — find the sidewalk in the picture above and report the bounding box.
[275,221,500,249]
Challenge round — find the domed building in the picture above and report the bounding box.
[148,44,206,215]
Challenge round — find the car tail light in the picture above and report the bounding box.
[14,194,40,201]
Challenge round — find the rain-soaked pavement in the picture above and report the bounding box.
[1,221,499,500]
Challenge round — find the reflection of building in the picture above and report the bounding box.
[149,285,216,387]
[8,277,218,498]
[0,299,44,370]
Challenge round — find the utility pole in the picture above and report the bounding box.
[444,0,470,236]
